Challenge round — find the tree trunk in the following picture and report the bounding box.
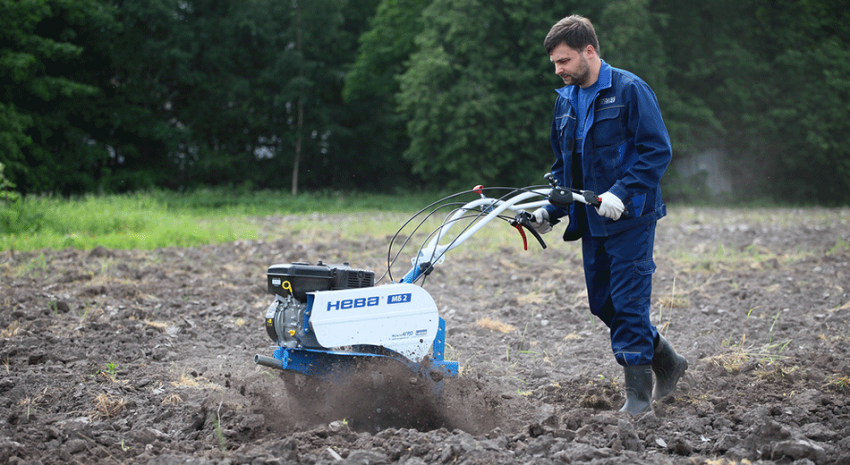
[291,2,303,196]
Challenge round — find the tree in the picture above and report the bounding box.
[599,0,718,153]
[340,0,428,191]
[250,0,356,192]
[646,0,850,203]
[396,0,596,189]
[0,0,118,194]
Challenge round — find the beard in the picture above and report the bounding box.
[559,55,590,87]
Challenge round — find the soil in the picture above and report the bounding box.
[2,206,850,465]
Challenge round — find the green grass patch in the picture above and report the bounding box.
[2,194,254,251]
[0,189,444,252]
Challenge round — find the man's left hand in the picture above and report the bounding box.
[597,192,625,220]
[529,208,553,234]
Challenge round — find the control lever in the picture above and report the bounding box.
[510,211,547,250]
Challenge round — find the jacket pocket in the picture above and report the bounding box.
[629,193,646,217]
[591,105,625,148]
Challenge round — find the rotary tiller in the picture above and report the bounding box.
[253,176,601,387]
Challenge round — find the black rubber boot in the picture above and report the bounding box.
[651,335,689,400]
[619,365,653,415]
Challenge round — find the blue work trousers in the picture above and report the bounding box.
[582,221,658,366]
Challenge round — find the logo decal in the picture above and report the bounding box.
[600,97,616,105]
[387,293,412,304]
[326,296,380,311]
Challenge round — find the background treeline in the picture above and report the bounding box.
[2,0,848,204]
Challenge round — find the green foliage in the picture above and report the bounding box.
[1,162,23,232]
[756,37,850,203]
[344,0,427,103]
[340,0,426,191]
[397,0,588,189]
[653,0,850,204]
[0,163,20,204]
[0,0,120,194]
[2,0,393,195]
[597,0,718,156]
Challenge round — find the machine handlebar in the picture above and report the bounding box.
[390,174,626,284]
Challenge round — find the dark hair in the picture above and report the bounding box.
[543,15,600,56]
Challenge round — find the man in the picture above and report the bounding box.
[530,15,688,415]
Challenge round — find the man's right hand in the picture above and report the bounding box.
[530,208,553,235]
[597,192,625,220]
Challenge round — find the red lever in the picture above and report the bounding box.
[473,185,484,194]
[513,224,528,251]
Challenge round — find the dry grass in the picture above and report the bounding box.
[706,349,751,373]
[143,319,171,331]
[170,370,222,391]
[754,364,799,382]
[162,393,184,405]
[706,335,792,374]
[475,317,516,333]
[91,393,126,419]
[562,331,581,341]
[2,320,21,338]
[656,294,690,309]
[823,373,850,393]
[171,372,203,388]
[516,291,546,306]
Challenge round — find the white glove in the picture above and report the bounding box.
[530,208,553,234]
[597,192,625,220]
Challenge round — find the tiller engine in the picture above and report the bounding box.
[254,261,456,381]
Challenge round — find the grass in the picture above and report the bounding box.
[91,393,127,419]
[0,189,442,252]
[3,191,848,262]
[708,328,793,374]
[823,373,850,393]
[669,205,848,228]
[2,320,21,338]
[664,205,850,269]
[211,401,228,453]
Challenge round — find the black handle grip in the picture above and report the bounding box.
[583,191,601,207]
[549,186,573,209]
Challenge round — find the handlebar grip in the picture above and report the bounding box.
[583,191,601,207]
[572,191,630,218]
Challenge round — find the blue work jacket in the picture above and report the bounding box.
[545,60,672,239]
